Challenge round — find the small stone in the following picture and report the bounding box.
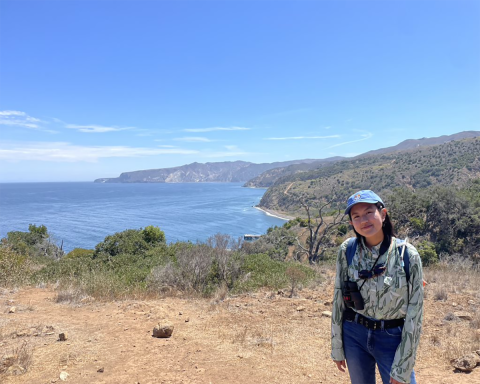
[296,306,306,312]
[451,353,480,372]
[324,301,331,306]
[454,311,473,321]
[185,317,190,323]
[2,354,17,367]
[97,367,104,373]
[6,365,26,375]
[59,332,68,341]
[468,300,475,305]
[8,306,16,313]
[152,323,174,338]
[179,311,183,315]
[322,311,332,318]
[452,302,457,307]
[59,371,69,381]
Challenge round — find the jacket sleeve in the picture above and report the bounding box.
[390,244,424,383]
[331,242,348,361]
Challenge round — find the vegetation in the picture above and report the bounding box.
[0,225,319,299]
[260,137,480,216]
[1,138,479,299]
[3,182,478,298]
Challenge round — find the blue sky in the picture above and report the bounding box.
[0,0,479,182]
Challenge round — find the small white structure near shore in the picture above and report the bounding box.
[244,234,261,242]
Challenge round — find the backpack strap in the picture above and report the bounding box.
[346,237,358,266]
[346,237,411,283]
[395,238,410,283]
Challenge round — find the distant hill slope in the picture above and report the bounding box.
[243,157,345,188]
[259,136,480,216]
[247,131,480,188]
[94,159,319,183]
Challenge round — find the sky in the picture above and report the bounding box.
[0,0,479,182]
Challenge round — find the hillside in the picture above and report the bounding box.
[247,131,480,188]
[94,159,319,183]
[243,156,344,188]
[259,137,480,216]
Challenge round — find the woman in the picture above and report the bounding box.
[331,190,424,384]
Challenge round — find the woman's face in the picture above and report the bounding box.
[349,202,387,245]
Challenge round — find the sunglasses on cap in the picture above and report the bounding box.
[358,264,386,279]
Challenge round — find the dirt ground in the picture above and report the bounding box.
[1,272,479,384]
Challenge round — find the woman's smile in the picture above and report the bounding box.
[349,202,386,247]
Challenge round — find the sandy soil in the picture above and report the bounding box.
[1,277,479,384]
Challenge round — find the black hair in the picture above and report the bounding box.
[349,202,396,253]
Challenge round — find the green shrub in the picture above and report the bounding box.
[94,226,165,258]
[142,225,166,244]
[233,254,315,292]
[337,224,348,236]
[417,240,439,266]
[65,248,94,259]
[4,224,64,259]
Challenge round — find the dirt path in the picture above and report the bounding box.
[1,282,479,384]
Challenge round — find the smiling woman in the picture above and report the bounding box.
[331,190,424,384]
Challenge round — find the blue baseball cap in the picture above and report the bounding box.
[345,190,384,215]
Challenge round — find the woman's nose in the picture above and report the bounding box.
[359,214,369,222]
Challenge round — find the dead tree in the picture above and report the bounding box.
[294,190,346,264]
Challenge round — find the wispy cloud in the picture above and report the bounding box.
[324,126,331,130]
[265,135,340,140]
[327,133,373,148]
[65,124,133,133]
[183,126,250,133]
[0,141,199,162]
[174,137,215,142]
[0,110,42,129]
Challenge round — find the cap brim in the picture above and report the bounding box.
[345,199,380,215]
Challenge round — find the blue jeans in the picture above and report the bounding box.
[343,319,417,384]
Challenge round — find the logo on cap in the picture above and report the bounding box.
[353,194,361,202]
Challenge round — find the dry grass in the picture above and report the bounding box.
[1,262,479,383]
[421,259,480,368]
[0,340,33,375]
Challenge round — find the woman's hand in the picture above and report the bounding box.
[333,360,346,372]
[390,377,405,384]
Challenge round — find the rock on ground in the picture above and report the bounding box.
[152,323,174,338]
[451,352,480,372]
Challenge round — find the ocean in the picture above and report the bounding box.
[0,182,286,253]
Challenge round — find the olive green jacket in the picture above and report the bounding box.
[331,237,424,383]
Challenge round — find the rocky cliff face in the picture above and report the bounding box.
[94,159,318,183]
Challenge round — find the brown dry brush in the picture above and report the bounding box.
[0,340,33,375]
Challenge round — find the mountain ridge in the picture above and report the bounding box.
[94,131,480,185]
[94,159,320,183]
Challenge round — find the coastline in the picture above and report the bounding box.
[254,206,295,221]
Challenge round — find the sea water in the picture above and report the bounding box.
[0,182,286,252]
